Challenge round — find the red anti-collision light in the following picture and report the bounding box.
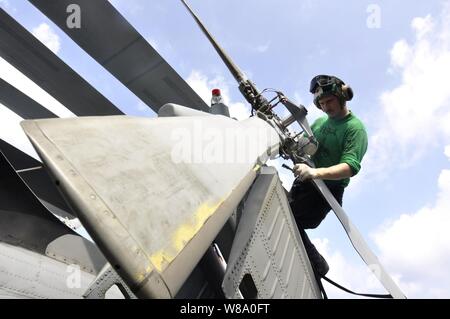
[212,88,221,96]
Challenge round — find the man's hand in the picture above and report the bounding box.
[293,163,318,181]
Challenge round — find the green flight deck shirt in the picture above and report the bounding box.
[311,111,368,187]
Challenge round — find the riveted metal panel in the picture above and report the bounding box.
[222,167,321,299]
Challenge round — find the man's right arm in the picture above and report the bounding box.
[339,128,368,176]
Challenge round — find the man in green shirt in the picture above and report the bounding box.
[289,75,368,277]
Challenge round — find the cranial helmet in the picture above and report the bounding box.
[309,75,353,108]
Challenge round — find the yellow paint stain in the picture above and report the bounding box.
[136,264,158,282]
[146,168,258,276]
[149,200,223,272]
[149,251,174,274]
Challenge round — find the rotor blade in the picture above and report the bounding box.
[0,139,76,219]
[29,0,209,113]
[0,75,76,216]
[311,178,406,299]
[0,149,107,275]
[0,149,75,253]
[0,78,57,119]
[0,9,123,116]
[180,0,247,84]
[0,139,41,171]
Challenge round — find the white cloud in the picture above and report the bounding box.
[361,4,450,181]
[445,145,450,158]
[371,146,450,298]
[186,70,251,120]
[390,40,412,68]
[411,15,434,39]
[32,23,61,54]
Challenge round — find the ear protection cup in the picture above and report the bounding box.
[342,85,354,101]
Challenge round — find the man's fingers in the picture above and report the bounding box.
[300,167,314,181]
[300,171,308,181]
[293,163,314,181]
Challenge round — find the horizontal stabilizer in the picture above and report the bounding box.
[21,115,280,297]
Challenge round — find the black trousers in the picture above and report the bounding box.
[288,179,345,272]
[289,179,344,230]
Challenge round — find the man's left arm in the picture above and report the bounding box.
[314,163,353,180]
[294,163,353,181]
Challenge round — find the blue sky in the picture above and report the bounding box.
[1,0,450,298]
